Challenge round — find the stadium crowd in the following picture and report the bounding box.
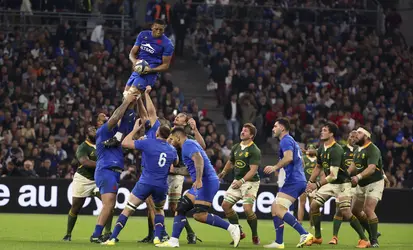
[1,0,412,189]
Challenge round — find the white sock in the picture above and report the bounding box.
[227,224,235,232]
[114,132,123,141]
[169,237,179,243]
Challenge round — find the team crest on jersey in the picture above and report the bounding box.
[327,153,330,159]
[144,36,148,40]
[235,160,246,168]
[239,152,243,156]
[157,39,162,44]
[322,162,329,169]
[245,152,249,157]
[362,153,365,159]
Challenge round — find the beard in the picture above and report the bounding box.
[356,137,365,146]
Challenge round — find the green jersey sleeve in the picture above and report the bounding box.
[367,146,380,166]
[230,144,237,164]
[317,147,322,166]
[249,146,261,166]
[76,143,88,161]
[330,145,343,167]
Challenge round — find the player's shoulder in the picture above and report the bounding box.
[250,143,261,153]
[367,142,380,153]
[231,143,240,150]
[333,142,344,151]
[77,142,87,150]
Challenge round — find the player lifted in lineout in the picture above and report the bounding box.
[102,118,178,246]
[218,123,261,245]
[126,18,174,95]
[90,93,138,243]
[156,127,241,248]
[297,144,318,227]
[306,123,369,248]
[103,19,173,148]
[348,127,386,248]
[263,118,314,248]
[63,125,113,241]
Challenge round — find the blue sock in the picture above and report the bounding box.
[171,215,186,239]
[162,224,168,237]
[111,214,128,239]
[154,214,164,239]
[92,224,104,238]
[206,213,230,230]
[283,212,307,235]
[273,216,284,244]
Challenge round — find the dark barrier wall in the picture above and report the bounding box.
[0,178,412,223]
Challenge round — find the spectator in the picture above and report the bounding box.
[20,159,38,178]
[1,161,21,177]
[37,159,56,178]
[223,94,241,141]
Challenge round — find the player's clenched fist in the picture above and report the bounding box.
[264,165,276,174]
[188,118,197,130]
[192,179,203,190]
[133,119,142,131]
[125,92,139,103]
[145,85,152,94]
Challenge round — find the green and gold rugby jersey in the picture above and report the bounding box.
[230,142,261,182]
[342,144,357,171]
[353,142,383,187]
[303,155,317,181]
[76,140,97,180]
[317,141,350,184]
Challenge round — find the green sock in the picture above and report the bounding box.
[350,215,368,240]
[184,220,195,235]
[247,213,258,237]
[66,210,78,235]
[104,211,113,234]
[359,214,371,237]
[226,210,239,225]
[368,218,379,240]
[312,212,322,239]
[333,215,343,237]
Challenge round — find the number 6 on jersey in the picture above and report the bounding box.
[158,153,167,167]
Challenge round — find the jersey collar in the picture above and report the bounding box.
[240,141,254,148]
[358,141,372,151]
[324,140,336,149]
[346,144,354,151]
[85,140,96,149]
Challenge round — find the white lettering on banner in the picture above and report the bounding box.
[305,196,334,214]
[38,186,57,207]
[256,191,275,214]
[212,190,225,212]
[93,197,102,216]
[0,184,10,206]
[67,182,92,208]
[18,185,38,207]
[116,187,130,210]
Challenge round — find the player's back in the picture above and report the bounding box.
[135,30,173,68]
[182,139,218,182]
[138,138,177,188]
[96,123,124,171]
[279,134,306,184]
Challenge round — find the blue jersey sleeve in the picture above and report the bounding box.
[146,119,160,139]
[134,32,144,46]
[182,140,200,159]
[163,39,174,57]
[280,137,294,153]
[134,139,150,151]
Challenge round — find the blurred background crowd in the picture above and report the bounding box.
[0,0,412,189]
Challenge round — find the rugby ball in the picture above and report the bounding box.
[134,59,149,74]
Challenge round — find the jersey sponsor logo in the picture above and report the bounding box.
[322,162,329,169]
[235,160,246,168]
[355,163,363,171]
[344,158,352,167]
[141,43,155,54]
[306,168,313,175]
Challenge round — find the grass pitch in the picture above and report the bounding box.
[0,214,412,249]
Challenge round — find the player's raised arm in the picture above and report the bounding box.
[122,119,143,149]
[107,93,138,130]
[188,118,206,149]
[144,86,158,126]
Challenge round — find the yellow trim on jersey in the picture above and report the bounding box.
[357,141,372,151]
[240,140,254,148]
[85,140,96,149]
[307,156,317,162]
[324,140,336,149]
[346,144,354,152]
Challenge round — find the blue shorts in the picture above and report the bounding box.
[126,72,158,90]
[118,109,136,135]
[132,182,167,204]
[279,181,306,199]
[188,179,220,203]
[95,169,121,195]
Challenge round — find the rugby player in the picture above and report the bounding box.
[63,125,113,241]
[102,119,178,245]
[263,118,313,248]
[306,123,369,248]
[156,127,241,248]
[348,127,385,248]
[89,93,138,243]
[218,123,261,245]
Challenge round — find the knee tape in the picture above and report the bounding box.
[275,196,293,209]
[314,193,327,206]
[193,204,210,214]
[176,196,193,215]
[243,197,255,205]
[126,201,138,211]
[154,203,164,210]
[339,199,351,210]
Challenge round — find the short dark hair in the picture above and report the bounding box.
[171,126,186,136]
[159,125,171,139]
[243,123,257,138]
[153,19,166,26]
[323,122,338,137]
[276,117,290,131]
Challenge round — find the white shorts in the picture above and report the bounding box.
[167,175,185,202]
[224,180,260,204]
[354,179,384,201]
[316,182,352,200]
[72,172,97,198]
